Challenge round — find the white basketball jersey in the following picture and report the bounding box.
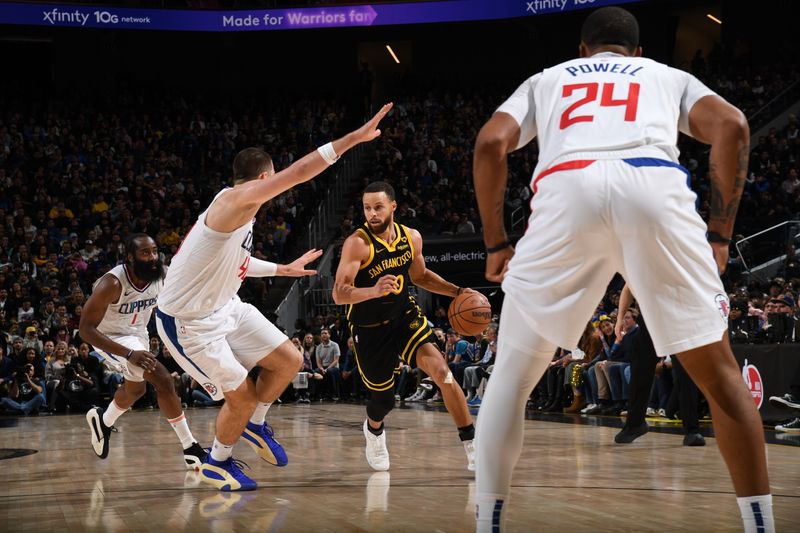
[497,52,716,173]
[96,264,161,339]
[158,189,254,319]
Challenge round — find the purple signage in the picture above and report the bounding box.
[0,0,645,32]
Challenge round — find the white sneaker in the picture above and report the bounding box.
[657,408,667,417]
[646,407,657,417]
[427,391,443,403]
[580,403,596,414]
[775,418,800,432]
[464,440,475,472]
[363,420,390,471]
[405,389,422,402]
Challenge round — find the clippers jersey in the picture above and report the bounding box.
[96,264,160,339]
[158,188,254,320]
[347,222,416,326]
[496,52,716,175]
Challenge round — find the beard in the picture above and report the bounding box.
[132,258,165,283]
[368,217,392,235]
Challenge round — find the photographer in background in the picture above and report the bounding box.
[0,364,45,415]
[54,360,97,412]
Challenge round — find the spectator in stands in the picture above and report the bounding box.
[22,326,43,353]
[446,329,472,391]
[295,335,322,403]
[463,324,498,405]
[314,328,341,401]
[44,343,68,411]
[563,322,601,413]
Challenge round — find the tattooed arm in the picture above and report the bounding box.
[687,95,750,273]
[473,112,521,282]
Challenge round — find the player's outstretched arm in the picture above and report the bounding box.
[687,95,749,273]
[79,275,157,372]
[473,112,521,282]
[246,249,323,278]
[407,229,466,297]
[241,103,392,208]
[332,233,396,305]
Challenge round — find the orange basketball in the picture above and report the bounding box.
[448,291,492,337]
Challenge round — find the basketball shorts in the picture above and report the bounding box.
[502,150,729,356]
[95,335,149,383]
[155,296,288,400]
[350,305,434,392]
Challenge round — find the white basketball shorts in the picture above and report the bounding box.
[502,150,729,356]
[155,296,288,400]
[95,335,149,383]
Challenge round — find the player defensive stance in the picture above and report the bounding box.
[156,104,393,491]
[81,234,206,469]
[333,181,477,472]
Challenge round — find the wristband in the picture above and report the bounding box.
[124,349,133,359]
[706,231,731,244]
[486,240,511,254]
[317,142,339,165]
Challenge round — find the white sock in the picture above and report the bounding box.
[210,437,234,462]
[737,494,775,533]
[102,400,127,427]
[167,412,196,449]
[475,297,556,508]
[475,494,507,533]
[249,402,271,425]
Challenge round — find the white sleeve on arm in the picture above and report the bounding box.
[677,70,717,137]
[246,257,278,277]
[496,73,541,150]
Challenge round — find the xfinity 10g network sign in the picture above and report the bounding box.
[0,0,644,32]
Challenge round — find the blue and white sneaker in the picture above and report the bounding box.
[242,421,288,466]
[199,457,257,492]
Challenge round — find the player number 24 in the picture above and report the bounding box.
[560,82,640,129]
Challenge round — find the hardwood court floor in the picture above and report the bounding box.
[1,403,798,532]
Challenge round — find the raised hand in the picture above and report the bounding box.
[352,103,393,144]
[281,249,324,277]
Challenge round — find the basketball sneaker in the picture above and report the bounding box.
[775,418,800,432]
[769,393,800,411]
[200,457,257,491]
[184,442,208,470]
[242,421,288,466]
[86,407,112,459]
[464,440,476,471]
[363,420,390,471]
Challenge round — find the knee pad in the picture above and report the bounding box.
[366,390,395,421]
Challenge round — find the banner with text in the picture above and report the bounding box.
[422,237,489,276]
[0,0,644,32]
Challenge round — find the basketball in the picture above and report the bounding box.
[448,291,492,336]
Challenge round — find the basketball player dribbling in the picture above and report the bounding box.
[155,104,392,491]
[333,181,476,472]
[472,7,773,532]
[81,233,206,469]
